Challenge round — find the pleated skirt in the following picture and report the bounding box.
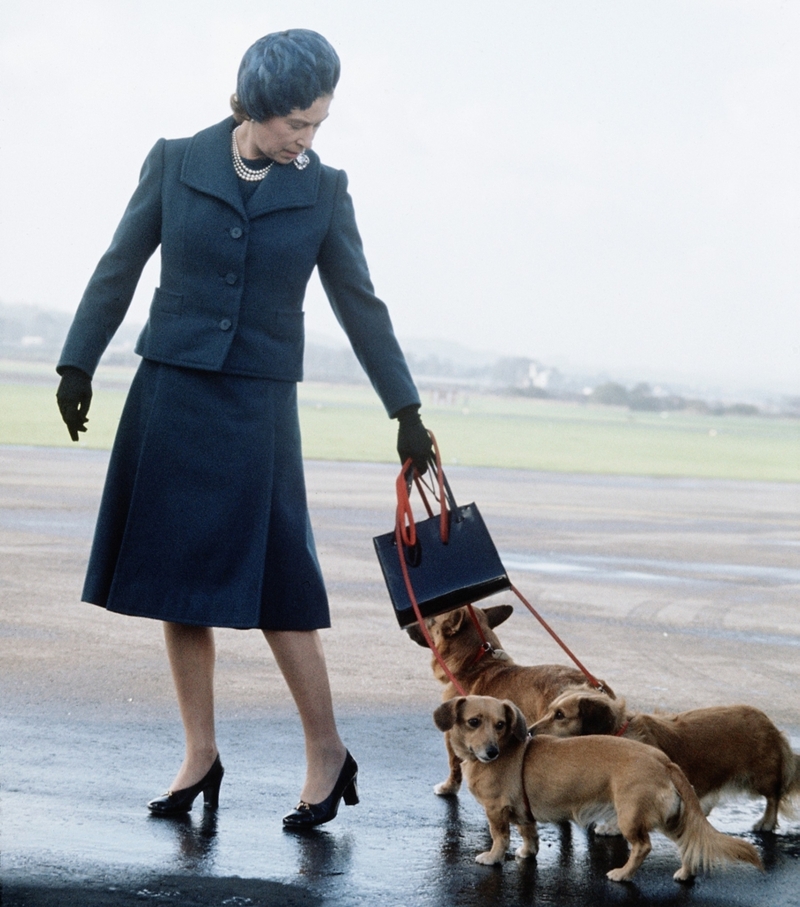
[83,359,329,630]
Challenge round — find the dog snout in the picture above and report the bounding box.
[478,744,500,763]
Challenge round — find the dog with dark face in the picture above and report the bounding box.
[407,604,615,795]
[531,688,800,832]
[434,695,763,883]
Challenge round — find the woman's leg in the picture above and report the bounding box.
[163,621,219,791]
[264,629,347,804]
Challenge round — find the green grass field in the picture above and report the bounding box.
[3,362,798,481]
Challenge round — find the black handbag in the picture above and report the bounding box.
[373,451,510,629]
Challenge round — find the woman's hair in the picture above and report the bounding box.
[232,29,340,122]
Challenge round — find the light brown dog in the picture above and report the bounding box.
[434,695,763,883]
[407,604,615,795]
[530,688,800,832]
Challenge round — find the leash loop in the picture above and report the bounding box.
[395,433,451,550]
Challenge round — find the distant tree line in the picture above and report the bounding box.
[590,381,761,416]
[0,302,793,416]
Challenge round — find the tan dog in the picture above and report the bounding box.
[530,688,800,832]
[434,695,763,883]
[407,604,614,795]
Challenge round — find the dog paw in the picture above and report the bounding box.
[752,818,777,833]
[515,844,537,860]
[673,867,695,883]
[594,821,622,836]
[433,780,460,797]
[606,868,633,883]
[475,851,503,866]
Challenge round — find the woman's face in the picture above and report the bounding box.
[238,95,332,164]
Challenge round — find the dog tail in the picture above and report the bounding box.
[780,740,800,820]
[667,762,763,878]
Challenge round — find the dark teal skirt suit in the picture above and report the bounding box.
[58,117,420,630]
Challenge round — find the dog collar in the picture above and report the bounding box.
[466,604,496,664]
[614,720,631,737]
[471,641,495,664]
[521,737,535,823]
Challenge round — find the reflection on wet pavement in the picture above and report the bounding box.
[148,812,220,873]
[2,708,798,907]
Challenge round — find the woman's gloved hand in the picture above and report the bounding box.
[56,366,93,441]
[395,403,433,475]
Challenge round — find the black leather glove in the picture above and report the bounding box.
[56,366,93,441]
[395,403,433,475]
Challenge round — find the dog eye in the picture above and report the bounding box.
[496,721,506,731]
[555,709,565,720]
[467,718,481,728]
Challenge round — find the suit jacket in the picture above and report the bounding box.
[58,117,419,417]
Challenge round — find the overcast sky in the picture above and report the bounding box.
[1,1,798,394]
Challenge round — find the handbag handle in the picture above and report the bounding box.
[395,431,454,548]
[393,432,470,697]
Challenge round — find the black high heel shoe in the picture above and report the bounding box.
[282,751,359,829]
[147,754,224,816]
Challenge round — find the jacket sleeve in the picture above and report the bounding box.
[316,170,420,418]
[57,139,165,376]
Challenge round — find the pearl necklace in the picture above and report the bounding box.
[231,127,274,181]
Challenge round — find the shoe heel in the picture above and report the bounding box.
[149,754,223,816]
[343,777,359,807]
[203,764,224,810]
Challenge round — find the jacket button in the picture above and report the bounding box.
[230,227,243,239]
[219,319,232,331]
[225,272,238,285]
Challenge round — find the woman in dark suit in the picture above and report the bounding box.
[55,29,432,828]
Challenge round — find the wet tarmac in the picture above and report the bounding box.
[2,447,799,906]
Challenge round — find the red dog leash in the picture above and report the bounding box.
[394,437,606,697]
[509,584,607,693]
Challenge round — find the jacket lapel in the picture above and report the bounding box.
[180,117,321,220]
[246,155,321,219]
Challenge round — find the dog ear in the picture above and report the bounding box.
[503,700,529,742]
[485,604,514,629]
[579,696,617,735]
[441,609,466,638]
[433,697,465,732]
[405,624,430,648]
[597,680,616,700]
